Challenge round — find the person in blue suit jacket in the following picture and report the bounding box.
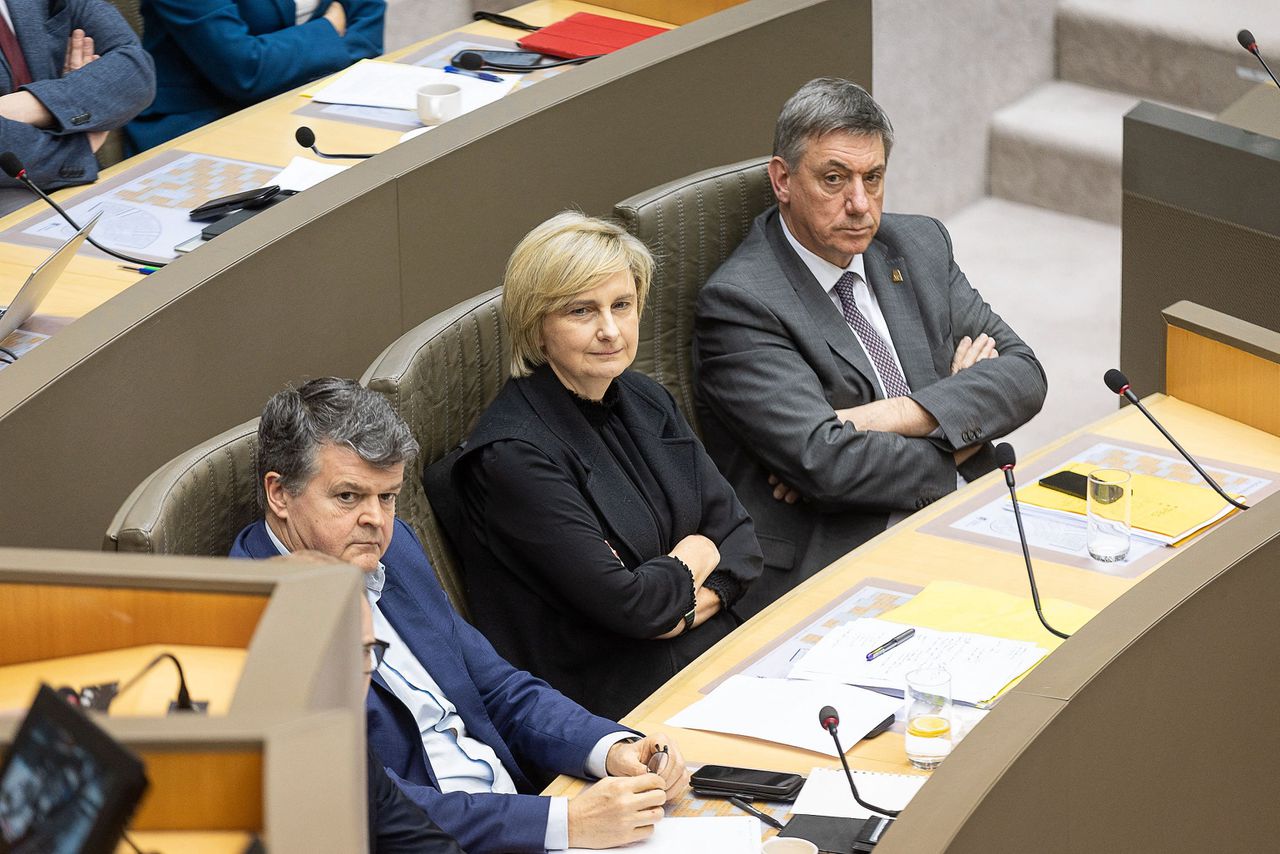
[126,0,384,152]
[0,0,155,215]
[231,377,691,854]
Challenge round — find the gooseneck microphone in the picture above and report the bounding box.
[819,705,900,818]
[114,652,196,712]
[996,443,1071,640]
[1238,29,1280,90]
[1103,369,1249,511]
[454,50,602,73]
[1,152,168,268]
[294,126,375,160]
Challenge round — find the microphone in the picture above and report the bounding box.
[1237,29,1280,89]
[113,652,199,713]
[1103,369,1249,510]
[294,126,375,160]
[454,50,602,73]
[0,152,167,268]
[818,705,900,818]
[996,443,1071,640]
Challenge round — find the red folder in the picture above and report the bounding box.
[517,12,669,59]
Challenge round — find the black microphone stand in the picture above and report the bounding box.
[15,172,168,268]
[1000,465,1071,640]
[1118,387,1249,512]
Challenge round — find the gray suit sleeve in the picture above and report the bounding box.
[695,279,959,512]
[907,218,1047,449]
[22,0,156,134]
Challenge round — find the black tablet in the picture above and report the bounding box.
[0,684,148,854]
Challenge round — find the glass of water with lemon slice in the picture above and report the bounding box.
[905,667,952,770]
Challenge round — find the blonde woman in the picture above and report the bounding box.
[436,212,762,720]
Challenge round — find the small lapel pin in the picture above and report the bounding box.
[891,268,904,283]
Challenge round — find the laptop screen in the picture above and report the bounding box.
[0,684,147,854]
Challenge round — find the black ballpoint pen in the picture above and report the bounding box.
[728,796,785,830]
[866,627,916,661]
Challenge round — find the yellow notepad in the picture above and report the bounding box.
[878,581,1098,705]
[1018,462,1238,542]
[881,580,1096,652]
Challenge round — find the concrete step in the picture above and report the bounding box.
[943,197,1121,454]
[989,80,1149,224]
[1057,0,1280,114]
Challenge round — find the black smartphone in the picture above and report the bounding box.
[1038,469,1088,500]
[690,765,805,801]
[189,185,281,221]
[452,48,546,70]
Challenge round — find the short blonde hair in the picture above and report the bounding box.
[503,211,653,378]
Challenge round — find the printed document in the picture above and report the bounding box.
[567,817,759,853]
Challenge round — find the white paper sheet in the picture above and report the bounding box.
[791,767,927,820]
[789,618,1046,706]
[665,675,902,757]
[268,157,348,192]
[567,816,759,853]
[309,60,514,113]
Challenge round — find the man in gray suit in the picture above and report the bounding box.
[0,0,155,215]
[694,78,1046,617]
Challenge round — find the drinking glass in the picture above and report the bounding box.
[904,666,952,770]
[1087,468,1132,562]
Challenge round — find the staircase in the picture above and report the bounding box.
[943,0,1279,452]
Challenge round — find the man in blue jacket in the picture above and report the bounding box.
[232,377,690,854]
[127,0,384,151]
[0,0,156,214]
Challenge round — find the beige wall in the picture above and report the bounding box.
[873,0,1057,218]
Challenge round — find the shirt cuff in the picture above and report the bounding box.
[586,731,639,779]
[545,796,570,850]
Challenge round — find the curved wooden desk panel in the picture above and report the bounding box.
[0,0,871,550]
[879,490,1280,852]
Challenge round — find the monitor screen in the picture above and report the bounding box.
[0,685,147,854]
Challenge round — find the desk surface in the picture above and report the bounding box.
[0,1,671,323]
[0,644,246,716]
[546,393,1280,796]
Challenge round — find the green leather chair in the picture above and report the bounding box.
[104,419,260,556]
[361,287,509,619]
[612,156,774,433]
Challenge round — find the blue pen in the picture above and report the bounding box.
[866,627,915,661]
[118,265,158,275]
[444,65,505,84]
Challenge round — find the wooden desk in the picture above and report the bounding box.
[0,1,672,321]
[546,393,1280,795]
[0,644,246,716]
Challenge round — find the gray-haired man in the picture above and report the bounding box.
[231,378,690,854]
[693,78,1047,617]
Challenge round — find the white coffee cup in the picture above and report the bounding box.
[761,838,818,854]
[416,83,463,125]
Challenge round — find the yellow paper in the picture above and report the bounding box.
[879,581,1098,705]
[1018,462,1236,540]
[880,580,1097,652]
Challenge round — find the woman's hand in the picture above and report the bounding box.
[669,533,719,586]
[322,1,347,36]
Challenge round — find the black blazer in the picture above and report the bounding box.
[367,747,465,854]
[430,365,762,720]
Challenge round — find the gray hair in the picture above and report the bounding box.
[773,78,894,167]
[255,377,419,511]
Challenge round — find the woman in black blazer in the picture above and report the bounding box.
[436,212,762,720]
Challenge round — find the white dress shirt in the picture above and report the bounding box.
[295,0,321,25]
[264,522,631,850]
[779,216,967,521]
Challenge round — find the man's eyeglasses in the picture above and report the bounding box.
[363,638,390,675]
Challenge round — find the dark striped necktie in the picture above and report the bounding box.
[833,270,911,398]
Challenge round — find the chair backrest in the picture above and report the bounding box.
[361,287,509,618]
[104,419,259,555]
[107,0,143,37]
[613,156,774,431]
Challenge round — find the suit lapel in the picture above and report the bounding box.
[764,212,880,391]
[519,368,664,562]
[379,557,529,788]
[863,241,939,391]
